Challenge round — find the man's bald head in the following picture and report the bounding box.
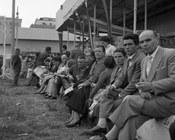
[139,30,159,55]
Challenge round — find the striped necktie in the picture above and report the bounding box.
[146,56,153,76]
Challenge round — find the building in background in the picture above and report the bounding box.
[30,17,56,29]
[0,16,77,59]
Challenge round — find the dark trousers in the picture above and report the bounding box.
[170,121,175,140]
[14,68,21,85]
[28,73,39,87]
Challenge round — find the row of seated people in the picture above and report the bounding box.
[51,31,175,140]
[32,31,175,140]
[33,53,85,99]
[80,31,175,140]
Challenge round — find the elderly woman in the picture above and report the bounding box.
[65,55,116,127]
[44,56,87,100]
[34,54,68,97]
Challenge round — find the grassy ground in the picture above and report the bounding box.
[0,78,91,140]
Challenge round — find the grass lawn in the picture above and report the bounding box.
[0,78,90,140]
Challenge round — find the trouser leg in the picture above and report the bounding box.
[14,69,20,85]
[169,121,175,140]
[118,115,150,140]
[109,95,145,129]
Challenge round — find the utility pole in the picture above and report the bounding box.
[16,6,19,48]
[11,0,15,56]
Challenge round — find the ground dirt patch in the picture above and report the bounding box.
[0,78,92,140]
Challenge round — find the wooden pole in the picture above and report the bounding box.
[2,17,6,78]
[133,0,137,33]
[110,0,112,40]
[93,4,96,45]
[123,1,126,36]
[58,32,63,54]
[15,6,19,49]
[82,18,85,50]
[85,0,94,49]
[11,0,15,56]
[67,28,69,49]
[144,0,147,30]
[73,19,76,48]
[102,0,111,39]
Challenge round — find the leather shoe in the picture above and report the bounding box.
[80,126,107,136]
[49,96,57,100]
[89,135,107,140]
[33,92,39,94]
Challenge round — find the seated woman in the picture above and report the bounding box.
[35,54,68,96]
[65,55,116,127]
[45,56,87,100]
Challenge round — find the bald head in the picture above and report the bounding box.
[139,30,159,55]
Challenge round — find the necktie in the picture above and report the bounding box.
[146,56,153,76]
[127,58,132,69]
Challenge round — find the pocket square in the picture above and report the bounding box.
[156,66,165,71]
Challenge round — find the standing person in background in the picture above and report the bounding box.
[11,48,21,86]
[70,45,84,63]
[62,45,70,58]
[100,36,116,56]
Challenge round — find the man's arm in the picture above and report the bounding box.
[120,60,142,96]
[151,53,175,95]
[89,70,108,99]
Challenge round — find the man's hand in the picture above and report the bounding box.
[91,83,96,88]
[136,82,153,92]
[86,98,93,107]
[78,83,84,89]
[140,92,152,100]
[109,84,116,90]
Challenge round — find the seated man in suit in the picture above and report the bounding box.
[81,34,145,136]
[97,30,175,140]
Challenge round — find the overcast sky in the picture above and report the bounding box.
[0,0,66,28]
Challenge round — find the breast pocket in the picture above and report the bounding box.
[156,67,168,79]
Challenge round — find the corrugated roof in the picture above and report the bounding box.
[17,28,75,41]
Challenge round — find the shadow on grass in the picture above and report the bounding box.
[0,124,25,139]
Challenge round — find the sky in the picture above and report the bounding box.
[0,0,66,28]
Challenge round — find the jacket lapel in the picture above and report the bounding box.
[110,66,119,83]
[127,51,139,71]
[147,47,164,81]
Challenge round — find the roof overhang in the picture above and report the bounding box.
[56,0,175,36]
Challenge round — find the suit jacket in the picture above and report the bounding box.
[141,46,175,113]
[84,57,106,86]
[110,66,123,85]
[89,68,113,99]
[114,50,145,97]
[11,54,21,70]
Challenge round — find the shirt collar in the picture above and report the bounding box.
[106,44,111,49]
[128,53,136,60]
[148,46,160,59]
